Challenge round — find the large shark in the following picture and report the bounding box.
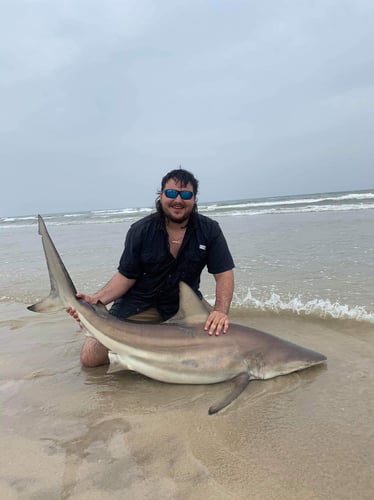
[28,215,326,414]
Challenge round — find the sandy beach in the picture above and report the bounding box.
[1,302,373,499]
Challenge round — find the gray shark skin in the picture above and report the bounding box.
[28,215,327,414]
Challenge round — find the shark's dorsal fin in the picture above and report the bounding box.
[166,282,210,325]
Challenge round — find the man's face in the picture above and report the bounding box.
[159,178,196,224]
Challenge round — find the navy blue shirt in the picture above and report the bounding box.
[110,212,234,320]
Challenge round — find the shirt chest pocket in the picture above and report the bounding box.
[141,250,170,274]
[181,247,207,275]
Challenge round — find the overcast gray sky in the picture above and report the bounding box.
[1,0,374,216]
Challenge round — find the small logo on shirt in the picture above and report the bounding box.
[199,244,206,250]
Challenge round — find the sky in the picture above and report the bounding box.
[1,0,374,216]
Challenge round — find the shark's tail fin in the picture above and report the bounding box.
[27,215,77,314]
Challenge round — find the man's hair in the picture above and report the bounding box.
[160,168,199,195]
[155,168,199,215]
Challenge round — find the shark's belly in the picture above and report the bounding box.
[107,351,246,385]
[85,322,248,384]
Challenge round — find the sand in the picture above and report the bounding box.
[0,303,373,499]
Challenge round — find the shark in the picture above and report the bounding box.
[28,215,326,414]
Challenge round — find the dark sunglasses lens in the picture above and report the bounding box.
[180,191,193,200]
[164,189,178,199]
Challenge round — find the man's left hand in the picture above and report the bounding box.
[204,311,229,336]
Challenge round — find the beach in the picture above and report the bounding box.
[1,191,373,498]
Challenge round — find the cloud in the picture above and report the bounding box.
[1,0,374,215]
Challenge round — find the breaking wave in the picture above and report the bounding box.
[231,289,374,324]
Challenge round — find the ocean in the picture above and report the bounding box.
[2,188,374,322]
[1,188,373,499]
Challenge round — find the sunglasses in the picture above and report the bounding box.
[163,189,194,200]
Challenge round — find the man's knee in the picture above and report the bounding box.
[80,337,109,367]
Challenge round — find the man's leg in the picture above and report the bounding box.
[80,337,109,367]
[80,308,163,367]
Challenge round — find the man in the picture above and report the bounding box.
[68,168,235,367]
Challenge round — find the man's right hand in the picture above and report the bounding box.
[66,293,98,322]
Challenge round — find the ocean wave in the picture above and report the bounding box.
[1,215,37,223]
[2,189,374,229]
[199,202,374,218]
[2,289,373,325]
[92,207,152,215]
[232,289,374,324]
[201,191,374,212]
[63,213,88,218]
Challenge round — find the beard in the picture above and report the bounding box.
[168,215,189,224]
[162,203,196,225]
[165,211,191,224]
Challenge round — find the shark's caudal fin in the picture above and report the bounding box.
[27,215,77,313]
[167,281,210,325]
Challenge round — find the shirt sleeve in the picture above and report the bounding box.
[117,224,143,279]
[206,221,235,275]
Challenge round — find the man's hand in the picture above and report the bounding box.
[204,310,229,336]
[66,293,97,322]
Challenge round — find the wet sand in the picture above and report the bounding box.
[1,303,373,499]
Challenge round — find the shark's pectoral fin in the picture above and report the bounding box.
[208,373,250,415]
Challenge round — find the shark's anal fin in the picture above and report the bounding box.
[208,373,250,415]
